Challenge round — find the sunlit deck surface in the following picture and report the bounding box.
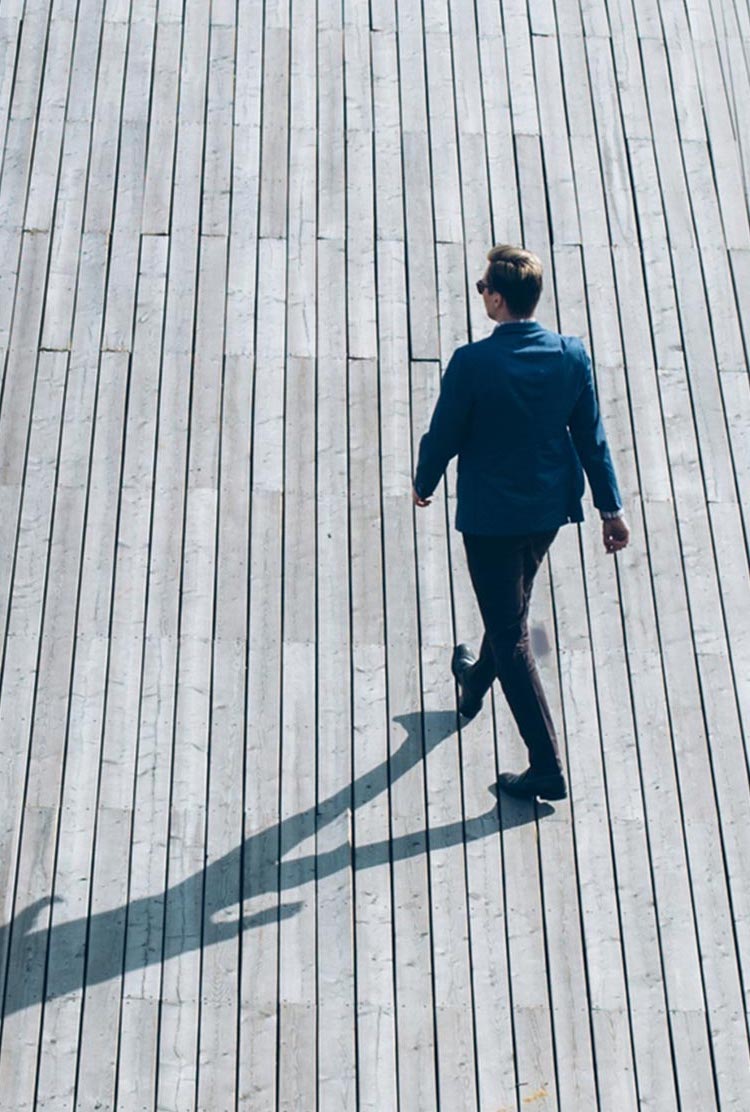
[0,0,749,1108]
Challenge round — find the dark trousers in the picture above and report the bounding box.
[462,529,562,775]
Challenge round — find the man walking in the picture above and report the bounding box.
[412,245,630,803]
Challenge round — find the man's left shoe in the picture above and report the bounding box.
[496,767,567,802]
[451,644,483,721]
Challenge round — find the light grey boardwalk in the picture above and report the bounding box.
[0,0,748,1108]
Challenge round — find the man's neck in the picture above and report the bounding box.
[492,306,530,325]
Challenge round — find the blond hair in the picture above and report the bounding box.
[485,244,543,317]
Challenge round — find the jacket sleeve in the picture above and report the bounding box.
[567,343,623,514]
[413,349,473,498]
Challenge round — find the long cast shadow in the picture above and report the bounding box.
[0,709,547,1019]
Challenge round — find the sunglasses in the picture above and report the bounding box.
[476,279,492,294]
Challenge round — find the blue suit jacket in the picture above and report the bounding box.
[413,321,623,535]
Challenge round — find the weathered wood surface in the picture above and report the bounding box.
[0,0,747,1108]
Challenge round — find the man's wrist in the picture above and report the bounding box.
[600,508,625,520]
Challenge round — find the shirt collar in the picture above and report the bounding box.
[494,318,535,329]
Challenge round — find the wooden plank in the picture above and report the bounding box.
[447,2,493,299]
[0,234,49,660]
[533,546,599,1112]
[174,230,230,1112]
[276,635,317,1112]
[600,117,747,1098]
[534,33,581,245]
[606,0,654,141]
[82,20,129,235]
[194,635,245,1112]
[155,806,204,1111]
[411,360,476,1109]
[0,808,57,1112]
[436,240,470,368]
[370,0,395,32]
[142,21,181,234]
[259,26,290,240]
[580,515,692,1111]
[101,16,157,352]
[0,236,106,1103]
[237,491,283,1110]
[721,28,750,198]
[447,0,491,244]
[315,535,357,1111]
[350,648,397,1112]
[202,25,234,236]
[446,536,519,1112]
[276,355,317,1112]
[0,352,66,1105]
[66,0,106,123]
[557,34,612,254]
[75,237,168,1109]
[4,6,49,126]
[42,0,111,350]
[476,15,522,243]
[580,0,611,37]
[0,17,21,163]
[584,37,640,246]
[236,230,288,1107]
[659,0,708,141]
[32,350,124,1109]
[348,354,396,1110]
[397,1,439,361]
[345,134,376,362]
[210,0,235,26]
[514,135,554,321]
[40,120,88,350]
[625,140,686,371]
[377,208,437,1109]
[371,29,402,244]
[157,231,224,1102]
[318,26,345,241]
[692,38,750,248]
[550,527,639,1111]
[553,253,664,1109]
[420,30,460,247]
[608,246,672,500]
[0,630,40,1020]
[286,0,316,362]
[0,241,48,492]
[708,500,750,754]
[108,240,190,1092]
[32,635,109,1110]
[23,17,74,234]
[344,24,376,361]
[503,3,540,136]
[670,246,737,505]
[376,238,410,499]
[641,400,750,1108]
[315,228,356,1109]
[719,367,750,542]
[382,493,439,1112]
[639,40,696,249]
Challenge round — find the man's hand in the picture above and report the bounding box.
[603,516,630,555]
[412,487,431,507]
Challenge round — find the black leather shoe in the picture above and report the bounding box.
[496,767,567,801]
[451,644,483,721]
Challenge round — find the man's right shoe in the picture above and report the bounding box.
[451,644,483,721]
[496,767,568,802]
